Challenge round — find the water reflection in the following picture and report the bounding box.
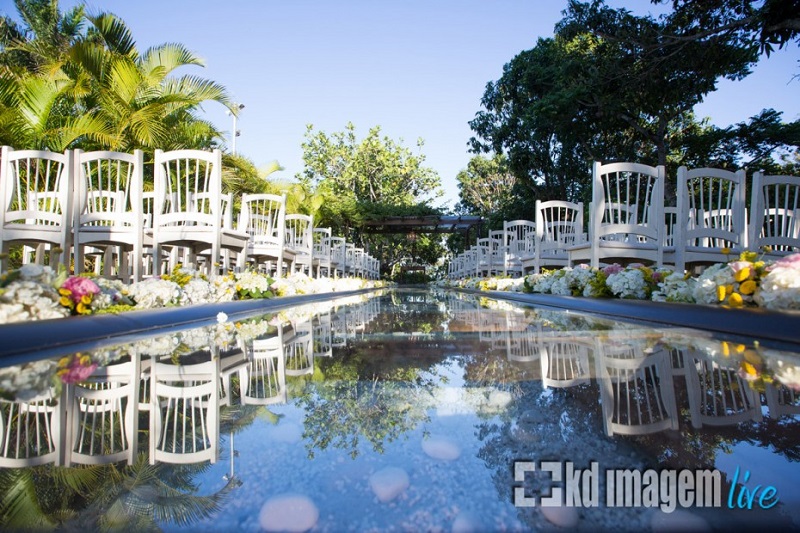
[0,289,799,530]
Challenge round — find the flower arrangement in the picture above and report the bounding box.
[438,252,800,312]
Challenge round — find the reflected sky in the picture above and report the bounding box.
[1,289,799,532]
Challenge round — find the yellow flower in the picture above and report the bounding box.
[739,280,757,295]
[79,354,92,366]
[727,292,744,307]
[58,287,71,296]
[716,285,727,302]
[721,247,731,255]
[76,302,88,314]
[734,267,751,282]
[59,295,72,307]
[81,294,92,305]
[735,344,746,354]
[761,245,773,253]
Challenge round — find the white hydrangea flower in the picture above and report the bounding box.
[127,277,181,308]
[652,272,696,303]
[606,268,648,299]
[693,263,735,305]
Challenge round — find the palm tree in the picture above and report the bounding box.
[0,2,233,153]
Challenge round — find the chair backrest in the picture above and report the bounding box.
[503,220,536,256]
[330,236,345,264]
[676,166,747,250]
[240,193,287,247]
[749,172,800,256]
[535,199,584,254]
[313,227,332,259]
[285,213,313,256]
[592,161,664,243]
[152,149,222,230]
[74,150,144,230]
[0,147,74,272]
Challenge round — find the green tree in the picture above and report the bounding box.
[456,154,517,219]
[0,2,232,153]
[298,122,443,207]
[470,0,774,202]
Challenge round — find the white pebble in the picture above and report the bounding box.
[422,437,461,461]
[259,494,319,532]
[369,466,410,503]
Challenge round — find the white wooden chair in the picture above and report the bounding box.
[749,172,800,259]
[503,220,536,276]
[149,149,248,275]
[488,229,506,276]
[506,324,542,363]
[568,162,665,268]
[73,150,145,283]
[313,311,334,358]
[65,356,141,466]
[524,199,584,274]
[595,340,678,436]
[312,227,332,278]
[671,167,747,272]
[149,351,220,465]
[0,388,65,467]
[0,146,74,273]
[330,236,346,277]
[239,193,289,277]
[285,213,314,276]
[685,355,762,428]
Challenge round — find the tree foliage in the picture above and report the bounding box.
[298,122,446,273]
[468,0,798,208]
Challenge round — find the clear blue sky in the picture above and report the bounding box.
[7,0,800,207]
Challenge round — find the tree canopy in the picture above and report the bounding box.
[467,0,799,212]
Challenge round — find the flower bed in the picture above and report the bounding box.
[437,251,800,312]
[0,264,389,325]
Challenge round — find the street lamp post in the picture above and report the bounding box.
[226,103,245,154]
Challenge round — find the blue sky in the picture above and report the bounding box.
[6,0,800,207]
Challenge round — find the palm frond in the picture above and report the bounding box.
[138,43,204,80]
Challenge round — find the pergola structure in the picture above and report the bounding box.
[361,215,484,246]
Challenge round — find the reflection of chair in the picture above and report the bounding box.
[313,312,334,358]
[671,167,747,271]
[749,172,800,259]
[73,150,145,283]
[240,328,287,405]
[150,149,248,274]
[0,146,74,273]
[569,162,665,268]
[685,355,762,428]
[506,325,542,363]
[149,352,220,465]
[0,388,64,467]
[66,357,141,465]
[285,321,314,376]
[764,383,800,419]
[595,341,678,436]
[239,193,289,277]
[541,338,591,389]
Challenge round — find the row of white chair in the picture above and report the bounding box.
[449,161,800,278]
[0,147,380,282]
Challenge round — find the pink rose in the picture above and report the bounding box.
[61,276,101,303]
[728,261,752,273]
[603,264,624,276]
